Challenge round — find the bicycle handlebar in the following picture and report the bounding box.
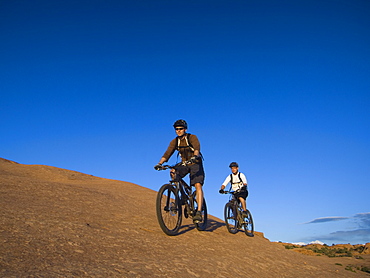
[156,159,194,171]
[220,189,244,194]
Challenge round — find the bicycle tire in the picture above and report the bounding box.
[195,197,207,231]
[156,184,182,236]
[224,202,238,234]
[242,209,254,237]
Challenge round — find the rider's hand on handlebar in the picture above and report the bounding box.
[190,155,200,164]
[219,189,225,194]
[154,163,163,170]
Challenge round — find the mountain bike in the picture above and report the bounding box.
[220,190,254,236]
[155,160,207,236]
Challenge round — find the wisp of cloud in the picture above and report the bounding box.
[305,216,349,224]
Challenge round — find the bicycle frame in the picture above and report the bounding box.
[162,160,197,208]
[170,172,197,218]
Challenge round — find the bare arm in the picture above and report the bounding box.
[158,157,166,165]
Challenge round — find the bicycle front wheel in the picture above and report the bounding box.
[242,209,254,237]
[156,184,182,236]
[224,202,238,234]
[195,197,207,231]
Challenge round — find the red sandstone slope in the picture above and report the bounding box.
[0,158,367,277]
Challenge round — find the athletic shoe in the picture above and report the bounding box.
[193,211,202,223]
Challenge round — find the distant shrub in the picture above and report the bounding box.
[345,266,356,272]
[354,246,365,253]
[361,266,370,273]
[306,247,352,258]
[284,243,359,258]
[284,245,298,250]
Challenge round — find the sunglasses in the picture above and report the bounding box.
[175,127,185,131]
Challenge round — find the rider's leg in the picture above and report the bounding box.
[174,165,188,182]
[189,162,204,222]
[239,197,247,212]
[194,182,203,211]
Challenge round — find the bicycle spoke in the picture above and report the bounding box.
[224,203,238,234]
[195,197,207,231]
[160,188,178,227]
[156,184,182,236]
[242,209,254,237]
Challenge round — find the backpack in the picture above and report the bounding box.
[230,172,242,185]
[176,133,204,160]
[176,133,194,152]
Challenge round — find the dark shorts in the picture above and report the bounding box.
[234,188,248,199]
[176,161,205,186]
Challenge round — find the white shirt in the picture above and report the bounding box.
[222,172,248,191]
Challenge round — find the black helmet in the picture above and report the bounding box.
[229,162,239,168]
[173,119,188,129]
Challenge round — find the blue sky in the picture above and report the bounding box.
[1,0,369,245]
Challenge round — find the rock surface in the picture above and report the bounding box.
[1,158,369,277]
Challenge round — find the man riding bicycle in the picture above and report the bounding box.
[154,119,205,223]
[220,162,248,217]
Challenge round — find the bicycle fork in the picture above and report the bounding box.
[232,202,245,227]
[183,193,196,219]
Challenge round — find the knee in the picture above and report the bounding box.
[194,183,202,190]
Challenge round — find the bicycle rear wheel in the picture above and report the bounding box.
[195,197,207,231]
[242,209,254,237]
[156,184,182,236]
[224,202,238,234]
